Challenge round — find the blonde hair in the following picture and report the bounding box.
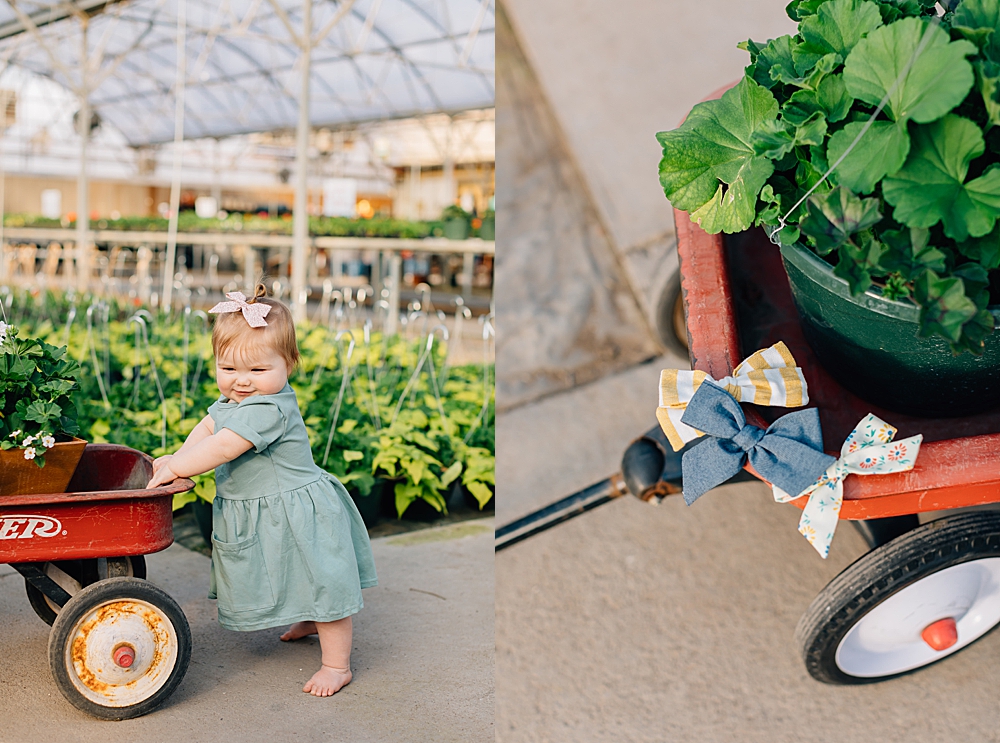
[211,283,300,371]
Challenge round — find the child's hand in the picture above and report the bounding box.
[152,454,174,474]
[147,462,178,489]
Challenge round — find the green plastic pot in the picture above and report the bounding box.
[479,217,494,242]
[192,497,213,545]
[349,482,382,529]
[443,218,470,240]
[780,241,1000,417]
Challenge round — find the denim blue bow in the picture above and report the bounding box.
[680,381,836,505]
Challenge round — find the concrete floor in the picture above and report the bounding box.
[495,372,1000,742]
[0,520,494,743]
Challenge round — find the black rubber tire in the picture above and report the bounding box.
[25,556,147,626]
[796,511,1000,685]
[48,577,191,720]
[655,269,688,357]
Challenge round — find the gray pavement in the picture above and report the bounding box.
[496,372,1000,742]
[0,520,494,743]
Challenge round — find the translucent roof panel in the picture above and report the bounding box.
[0,0,495,145]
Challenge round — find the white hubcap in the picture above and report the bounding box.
[836,558,1000,678]
[63,598,178,707]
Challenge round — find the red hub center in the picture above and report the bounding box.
[113,645,136,668]
[921,617,958,651]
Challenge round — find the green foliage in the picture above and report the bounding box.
[657,77,778,233]
[882,114,1000,240]
[657,0,1000,353]
[13,296,494,518]
[2,212,434,240]
[0,324,80,467]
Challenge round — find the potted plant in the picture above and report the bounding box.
[371,409,462,519]
[478,208,495,241]
[657,0,1000,416]
[0,323,86,494]
[455,444,495,510]
[442,204,471,240]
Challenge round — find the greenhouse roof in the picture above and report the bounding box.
[0,0,495,145]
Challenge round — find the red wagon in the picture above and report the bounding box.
[677,208,1000,684]
[1,444,195,718]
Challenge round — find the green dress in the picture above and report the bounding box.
[206,384,377,631]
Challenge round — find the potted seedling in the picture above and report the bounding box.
[442,204,472,240]
[657,0,1000,415]
[0,323,85,494]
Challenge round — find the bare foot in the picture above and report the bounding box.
[280,621,317,641]
[303,665,352,697]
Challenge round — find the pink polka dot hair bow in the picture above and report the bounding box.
[772,414,922,559]
[208,292,271,327]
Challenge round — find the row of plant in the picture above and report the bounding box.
[3,206,496,241]
[2,289,494,519]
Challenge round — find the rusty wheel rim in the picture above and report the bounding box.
[62,598,179,707]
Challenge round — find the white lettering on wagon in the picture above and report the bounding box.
[0,515,63,539]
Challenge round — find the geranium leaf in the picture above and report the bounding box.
[882,114,1000,240]
[957,222,1000,268]
[913,269,981,346]
[952,0,1000,61]
[786,0,829,21]
[800,0,882,58]
[754,35,799,88]
[827,119,909,193]
[834,231,886,293]
[783,73,853,125]
[974,59,1000,128]
[657,77,778,233]
[752,112,828,159]
[879,227,947,279]
[843,17,975,124]
[799,186,883,253]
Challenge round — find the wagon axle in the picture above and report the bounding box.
[113,644,136,668]
[922,618,958,652]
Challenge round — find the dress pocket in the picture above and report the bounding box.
[210,532,276,612]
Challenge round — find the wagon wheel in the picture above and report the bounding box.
[48,577,191,720]
[796,511,1000,684]
[25,556,147,626]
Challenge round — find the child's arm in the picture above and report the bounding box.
[147,426,253,488]
[151,415,215,474]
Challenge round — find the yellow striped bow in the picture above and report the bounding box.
[656,342,809,452]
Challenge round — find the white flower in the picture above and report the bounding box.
[0,321,8,343]
[41,435,55,449]
[8,429,19,438]
[23,447,35,460]
[22,435,35,445]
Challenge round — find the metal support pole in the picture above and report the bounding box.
[290,0,312,323]
[0,99,6,284]
[386,253,401,336]
[461,252,474,301]
[75,20,89,291]
[409,163,420,219]
[162,0,186,311]
[243,247,255,293]
[371,250,382,301]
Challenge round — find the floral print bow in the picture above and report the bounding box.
[208,291,271,328]
[773,414,922,558]
[656,342,808,452]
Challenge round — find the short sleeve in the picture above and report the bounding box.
[221,400,286,453]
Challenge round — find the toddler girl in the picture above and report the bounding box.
[147,284,377,697]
